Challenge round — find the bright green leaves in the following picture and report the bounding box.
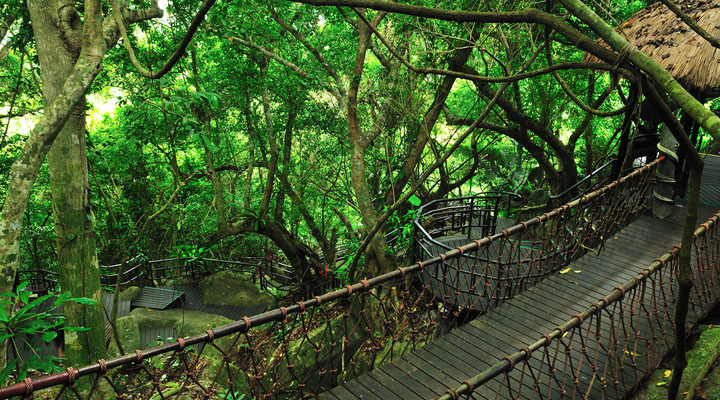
[408,194,422,207]
[0,283,98,384]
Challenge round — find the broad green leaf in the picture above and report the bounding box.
[408,194,421,207]
[54,292,71,306]
[41,331,57,343]
[62,326,93,332]
[68,297,98,305]
[16,281,29,292]
[18,291,30,305]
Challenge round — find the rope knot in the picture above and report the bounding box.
[462,380,475,392]
[613,286,626,298]
[361,279,370,291]
[445,388,460,400]
[314,295,323,306]
[66,368,79,386]
[135,350,144,365]
[98,359,107,376]
[23,378,33,396]
[345,285,353,296]
[503,355,516,371]
[242,316,252,331]
[522,347,532,358]
[205,330,214,343]
[176,337,186,351]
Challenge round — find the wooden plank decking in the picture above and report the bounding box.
[131,287,185,309]
[165,282,268,321]
[699,154,720,209]
[319,160,720,399]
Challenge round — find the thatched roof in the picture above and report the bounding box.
[586,0,720,92]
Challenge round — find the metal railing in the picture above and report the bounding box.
[412,162,655,313]
[414,192,524,243]
[549,158,617,206]
[16,255,340,299]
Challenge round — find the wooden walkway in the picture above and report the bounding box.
[165,282,268,321]
[131,287,185,309]
[699,154,720,209]
[319,162,720,399]
[136,283,268,350]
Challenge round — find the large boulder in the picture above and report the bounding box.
[107,315,141,357]
[261,302,371,395]
[198,271,275,309]
[201,356,249,393]
[120,286,142,302]
[130,308,236,359]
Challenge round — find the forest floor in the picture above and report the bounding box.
[634,306,720,399]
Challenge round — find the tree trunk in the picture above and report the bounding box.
[669,164,703,399]
[29,0,106,371]
[347,11,394,277]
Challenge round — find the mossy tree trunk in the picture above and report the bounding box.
[669,164,703,400]
[0,0,106,372]
[28,0,106,373]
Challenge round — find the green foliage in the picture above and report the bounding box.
[2,0,646,315]
[0,282,98,385]
[386,206,421,256]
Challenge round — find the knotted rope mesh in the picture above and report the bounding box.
[437,208,720,399]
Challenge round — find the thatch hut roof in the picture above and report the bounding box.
[586,0,720,93]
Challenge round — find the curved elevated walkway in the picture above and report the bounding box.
[320,157,720,399]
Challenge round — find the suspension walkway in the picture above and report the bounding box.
[2,156,720,399]
[320,155,720,399]
[320,205,715,399]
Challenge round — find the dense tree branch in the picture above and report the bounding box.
[228,36,312,80]
[354,8,634,84]
[270,6,346,99]
[567,76,619,148]
[290,0,626,67]
[109,0,215,79]
[383,21,478,205]
[350,81,513,277]
[557,0,720,142]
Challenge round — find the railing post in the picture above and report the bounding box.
[145,261,153,287]
[468,197,474,240]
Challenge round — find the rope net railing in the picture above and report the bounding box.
[414,160,659,315]
[436,213,720,400]
[0,159,662,399]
